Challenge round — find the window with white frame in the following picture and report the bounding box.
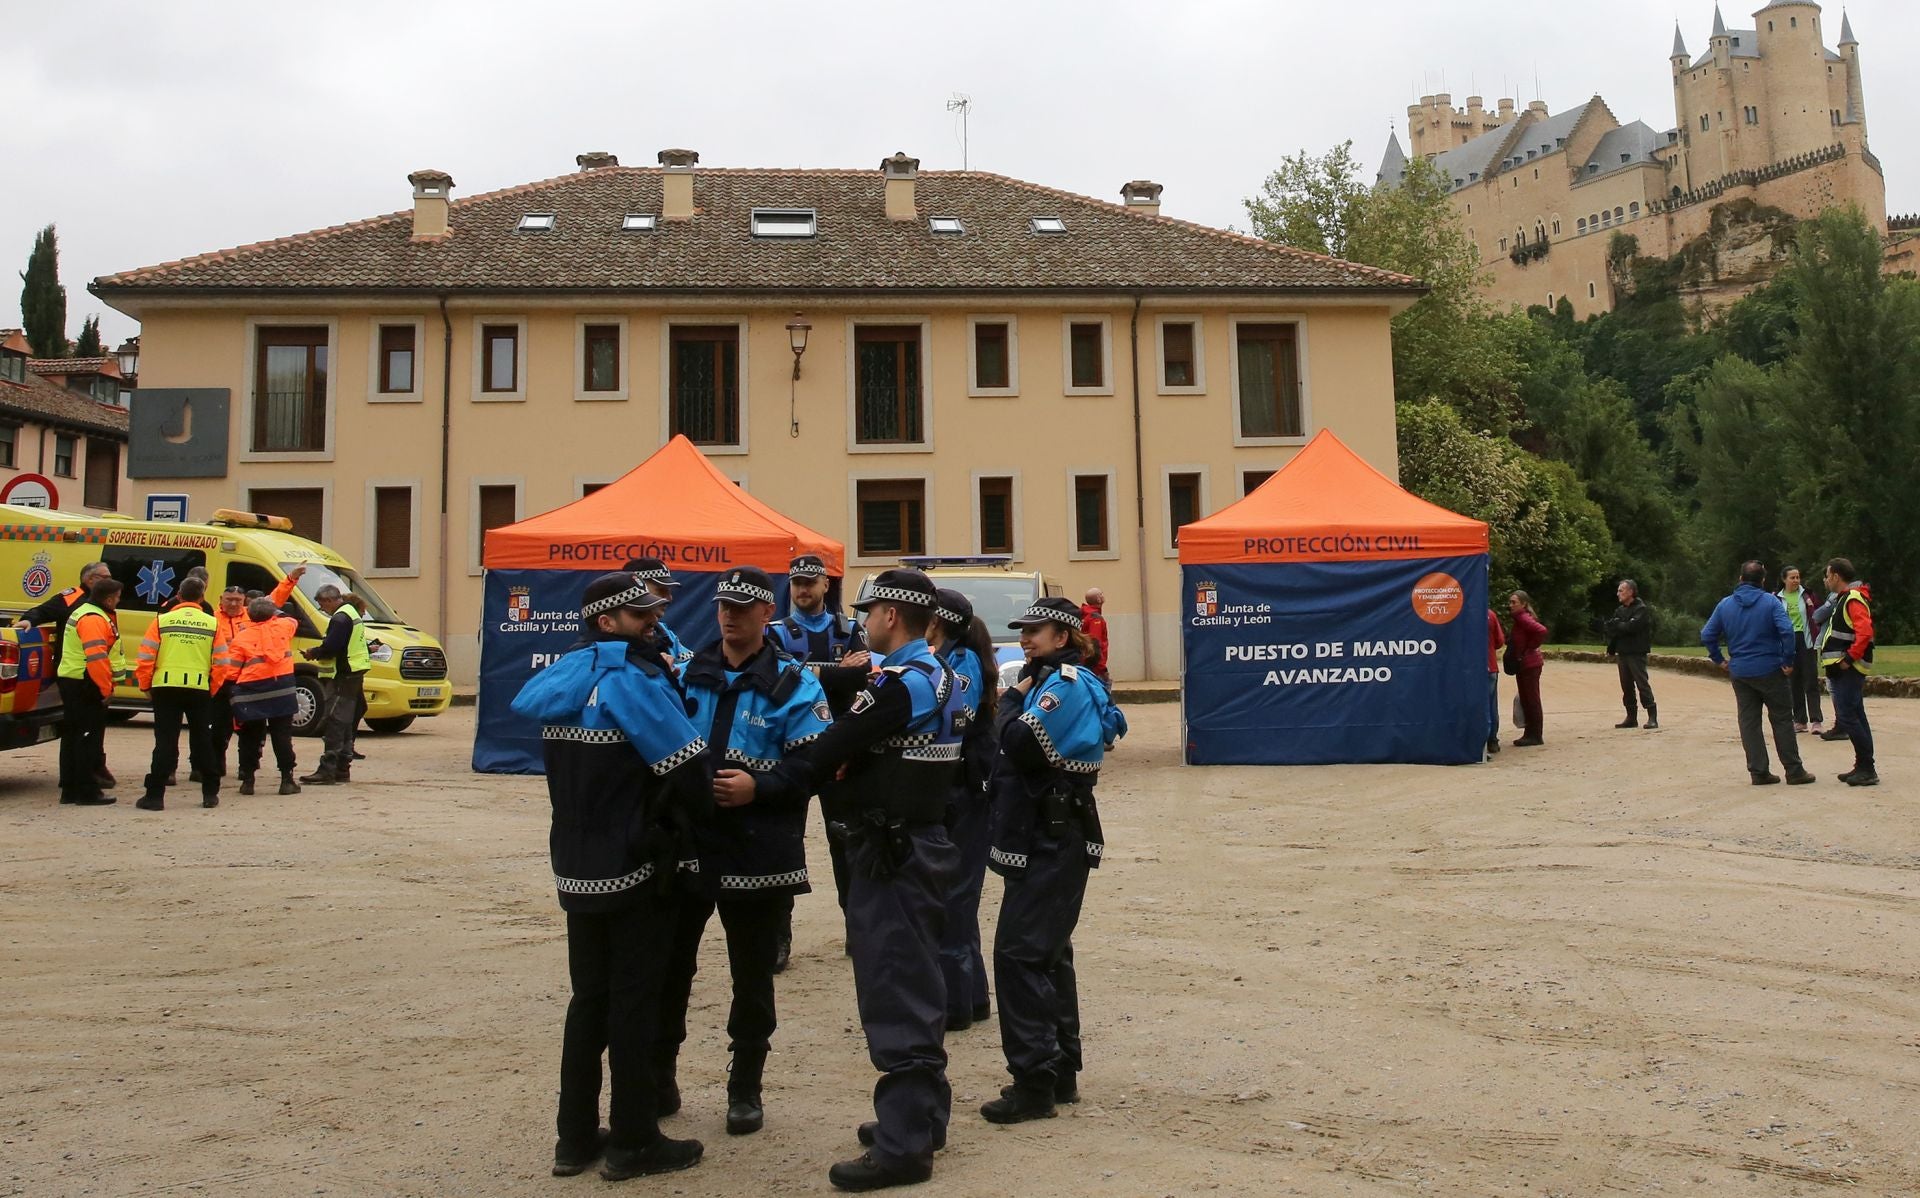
[473,317,528,401]
[1157,316,1205,394]
[1063,317,1112,395]
[577,317,628,401]
[850,321,929,448]
[1164,468,1206,555]
[976,475,1015,556]
[1068,471,1117,559]
[367,481,419,575]
[856,479,926,558]
[1232,320,1306,442]
[471,479,522,573]
[969,317,1017,396]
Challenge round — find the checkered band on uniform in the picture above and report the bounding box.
[789,561,828,578]
[724,748,780,772]
[719,581,777,604]
[935,604,966,626]
[582,583,651,617]
[865,585,936,607]
[651,737,708,775]
[631,566,675,585]
[543,725,627,745]
[1021,604,1082,630]
[902,741,962,762]
[783,730,823,751]
[990,847,1029,870]
[554,862,655,895]
[720,868,810,891]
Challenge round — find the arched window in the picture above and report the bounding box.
[1577,217,1587,233]
[1614,206,1624,220]
[1629,202,1640,218]
[1552,218,1562,235]
[1590,212,1600,227]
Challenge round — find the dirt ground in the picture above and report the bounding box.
[4,661,1919,1198]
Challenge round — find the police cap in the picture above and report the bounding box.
[1008,596,1084,631]
[716,566,778,606]
[852,568,938,612]
[788,554,829,579]
[583,572,668,618]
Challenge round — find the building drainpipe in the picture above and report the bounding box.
[436,294,453,647]
[1127,292,1153,680]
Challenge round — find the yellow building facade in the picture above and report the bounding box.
[95,153,1420,683]
[1380,1,1883,315]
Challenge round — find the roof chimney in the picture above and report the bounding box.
[1120,180,1164,217]
[408,170,454,241]
[881,151,919,221]
[576,151,619,170]
[658,148,699,221]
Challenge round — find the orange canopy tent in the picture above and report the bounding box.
[484,434,843,573]
[1177,430,1491,766]
[1178,429,1487,565]
[475,435,844,773]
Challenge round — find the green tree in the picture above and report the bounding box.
[19,224,66,359]
[1242,141,1368,258]
[73,314,102,358]
[1664,355,1796,610]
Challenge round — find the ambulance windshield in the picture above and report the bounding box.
[280,562,403,624]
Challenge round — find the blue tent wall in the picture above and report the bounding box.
[471,567,792,774]
[1180,556,1488,765]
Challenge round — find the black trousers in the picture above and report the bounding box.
[656,891,793,1063]
[236,716,297,778]
[145,687,217,801]
[939,794,993,1019]
[846,826,959,1170]
[994,839,1090,1086]
[1615,653,1654,713]
[56,678,107,802]
[1789,645,1825,724]
[1732,671,1803,777]
[560,899,676,1152]
[318,672,365,772]
[209,684,236,778]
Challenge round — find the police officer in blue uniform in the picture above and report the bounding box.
[982,597,1126,1125]
[624,556,694,672]
[930,589,997,1032]
[769,553,872,946]
[794,568,964,1191]
[655,566,831,1138]
[510,572,714,1182]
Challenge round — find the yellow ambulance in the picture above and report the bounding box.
[0,504,451,734]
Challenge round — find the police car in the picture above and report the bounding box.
[859,556,1063,689]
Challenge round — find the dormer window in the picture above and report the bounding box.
[0,351,24,384]
[750,208,817,238]
[1030,217,1067,235]
[928,216,964,235]
[517,213,556,232]
[621,213,657,232]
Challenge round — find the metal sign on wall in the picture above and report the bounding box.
[128,388,231,479]
[146,494,190,522]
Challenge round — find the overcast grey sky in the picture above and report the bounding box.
[5,0,1913,346]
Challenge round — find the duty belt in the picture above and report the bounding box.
[828,811,917,881]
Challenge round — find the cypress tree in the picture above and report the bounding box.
[73,314,102,357]
[19,224,66,359]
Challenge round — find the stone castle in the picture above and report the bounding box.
[1378,1,1885,315]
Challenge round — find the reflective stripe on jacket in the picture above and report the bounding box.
[137,602,225,692]
[1819,587,1875,673]
[58,603,123,697]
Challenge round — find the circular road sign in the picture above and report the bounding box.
[0,472,58,509]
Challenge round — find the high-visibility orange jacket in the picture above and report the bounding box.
[230,615,298,687]
[212,576,298,691]
[71,608,121,699]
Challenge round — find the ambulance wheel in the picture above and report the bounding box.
[292,676,326,736]
[364,716,415,734]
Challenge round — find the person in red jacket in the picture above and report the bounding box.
[1485,607,1505,757]
[1079,588,1110,679]
[1505,591,1548,747]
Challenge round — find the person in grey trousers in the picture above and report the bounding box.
[1774,567,1825,733]
[1601,579,1657,729]
[1700,561,1813,786]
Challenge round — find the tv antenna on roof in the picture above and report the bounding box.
[947,93,972,169]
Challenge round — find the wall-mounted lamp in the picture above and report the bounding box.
[786,312,812,438]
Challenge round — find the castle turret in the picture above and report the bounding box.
[1711,4,1731,69]
[1839,10,1867,144]
[1753,1,1832,160]
[1671,23,1690,76]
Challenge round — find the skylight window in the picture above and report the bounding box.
[929,216,965,235]
[1030,217,1067,235]
[517,213,555,232]
[621,213,657,232]
[751,208,817,238]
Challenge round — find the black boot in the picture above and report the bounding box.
[726,1048,767,1135]
[1002,1072,1080,1104]
[551,1128,609,1177]
[1485,736,1501,755]
[980,1078,1057,1124]
[279,772,301,795]
[827,1152,932,1191]
[1644,703,1659,730]
[600,1136,703,1181]
[300,766,338,785]
[136,793,164,811]
[656,1059,681,1117]
[1615,708,1638,729]
[238,773,255,796]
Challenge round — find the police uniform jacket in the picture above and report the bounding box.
[770,608,869,714]
[511,636,713,914]
[682,641,832,898]
[659,620,694,672]
[938,642,994,805]
[989,651,1127,876]
[799,638,964,826]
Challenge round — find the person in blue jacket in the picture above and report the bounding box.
[509,572,714,1182]
[984,596,1126,1125]
[929,588,997,1032]
[655,566,831,1138]
[791,568,965,1192]
[1701,560,1813,786]
[624,556,693,672]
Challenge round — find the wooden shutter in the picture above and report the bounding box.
[83,439,119,509]
[373,487,413,570]
[248,488,326,542]
[978,477,1013,554]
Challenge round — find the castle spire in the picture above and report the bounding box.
[1711,4,1727,38]
[1671,23,1688,59]
[1839,10,1857,45]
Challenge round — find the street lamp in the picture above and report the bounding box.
[785,313,812,438]
[115,337,139,379]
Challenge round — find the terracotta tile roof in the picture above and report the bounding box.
[28,357,121,379]
[0,371,130,438]
[92,167,1422,298]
